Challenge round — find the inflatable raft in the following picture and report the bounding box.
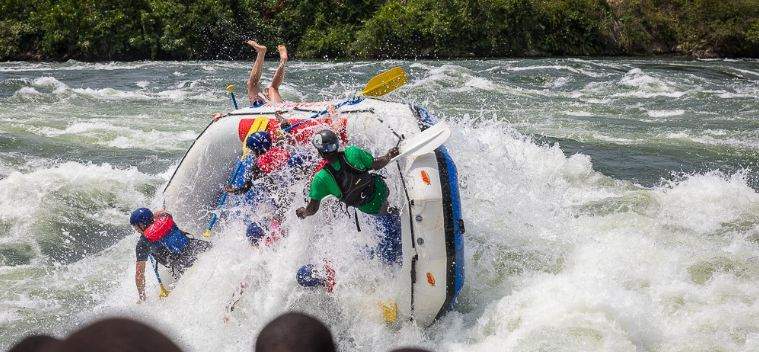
[160,97,464,327]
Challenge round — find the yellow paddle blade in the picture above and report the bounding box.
[362,67,408,97]
[226,84,236,93]
[159,284,171,298]
[202,229,212,238]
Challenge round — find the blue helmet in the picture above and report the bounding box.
[296,264,324,288]
[246,132,272,154]
[130,208,153,227]
[246,222,265,245]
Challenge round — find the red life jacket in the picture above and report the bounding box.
[143,213,189,254]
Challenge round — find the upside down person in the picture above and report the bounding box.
[210,41,288,121]
[245,40,288,107]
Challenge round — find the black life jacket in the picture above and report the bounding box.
[323,152,376,207]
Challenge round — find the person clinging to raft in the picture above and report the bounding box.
[129,208,211,302]
[296,129,399,219]
[224,131,290,195]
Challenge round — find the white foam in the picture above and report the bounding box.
[37,121,198,150]
[565,111,594,117]
[12,87,43,98]
[0,309,20,324]
[0,162,160,259]
[72,87,152,100]
[9,75,221,102]
[507,64,600,77]
[550,77,569,88]
[0,61,156,73]
[616,68,686,98]
[655,171,758,234]
[662,131,759,149]
[30,76,68,94]
[647,109,685,118]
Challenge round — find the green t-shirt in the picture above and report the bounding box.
[309,146,389,214]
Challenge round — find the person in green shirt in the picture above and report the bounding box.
[296,129,399,219]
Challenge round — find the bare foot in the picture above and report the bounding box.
[245,40,266,53]
[277,45,288,63]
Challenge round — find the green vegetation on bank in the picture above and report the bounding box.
[1,0,757,61]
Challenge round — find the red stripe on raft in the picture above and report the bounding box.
[238,117,349,145]
[238,119,255,142]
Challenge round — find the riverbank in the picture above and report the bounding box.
[1,0,757,61]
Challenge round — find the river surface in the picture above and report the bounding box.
[0,58,758,351]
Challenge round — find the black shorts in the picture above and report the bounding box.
[168,239,212,279]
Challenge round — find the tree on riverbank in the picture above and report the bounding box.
[1,0,756,61]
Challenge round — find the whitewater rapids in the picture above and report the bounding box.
[1,59,758,351]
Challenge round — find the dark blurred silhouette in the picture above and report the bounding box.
[40,318,182,352]
[7,335,59,352]
[255,312,335,352]
[8,314,436,352]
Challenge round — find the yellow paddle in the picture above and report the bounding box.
[361,66,408,97]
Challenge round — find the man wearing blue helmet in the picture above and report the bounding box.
[225,131,295,195]
[130,208,211,302]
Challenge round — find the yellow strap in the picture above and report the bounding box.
[159,284,171,298]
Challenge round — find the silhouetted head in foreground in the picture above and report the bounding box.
[255,312,335,352]
[54,318,182,352]
[8,334,60,352]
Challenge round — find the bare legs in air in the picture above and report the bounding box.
[245,40,288,105]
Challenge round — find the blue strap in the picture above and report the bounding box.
[229,91,239,109]
[149,255,163,285]
[284,96,365,134]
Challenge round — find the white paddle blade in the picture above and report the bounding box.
[392,122,452,163]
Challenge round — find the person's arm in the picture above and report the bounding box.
[225,180,252,195]
[224,165,262,194]
[135,260,147,302]
[371,147,400,170]
[296,199,321,219]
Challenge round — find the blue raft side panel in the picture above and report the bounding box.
[437,146,465,307]
[414,105,465,315]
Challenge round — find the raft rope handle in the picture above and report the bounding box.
[307,96,364,119]
[396,160,417,316]
[149,255,170,298]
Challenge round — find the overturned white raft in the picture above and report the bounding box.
[162,97,464,327]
